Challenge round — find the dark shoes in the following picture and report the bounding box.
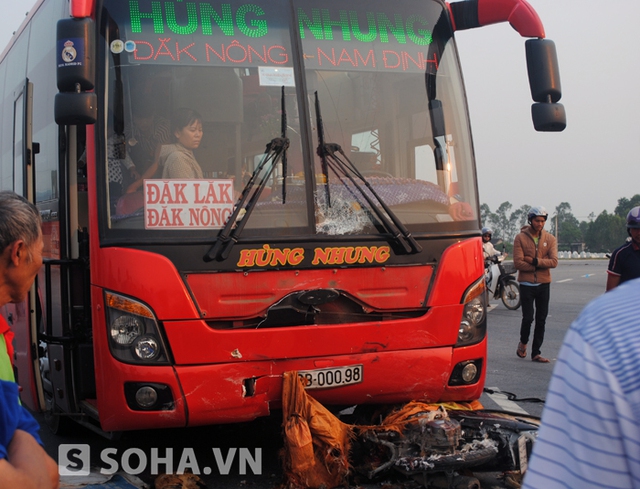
[531,355,550,363]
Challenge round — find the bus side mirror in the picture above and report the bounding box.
[531,102,565,132]
[55,17,96,125]
[526,38,566,132]
[55,92,97,125]
[56,17,94,92]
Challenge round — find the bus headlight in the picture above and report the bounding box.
[134,336,160,360]
[456,278,487,347]
[110,316,144,345]
[105,291,170,365]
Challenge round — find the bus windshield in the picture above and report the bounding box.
[100,0,478,242]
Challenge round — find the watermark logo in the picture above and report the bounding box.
[58,444,91,476]
[58,446,262,477]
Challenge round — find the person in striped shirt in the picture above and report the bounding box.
[522,277,640,489]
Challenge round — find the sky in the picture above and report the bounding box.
[1,0,638,221]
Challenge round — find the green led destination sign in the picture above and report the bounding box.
[122,0,291,66]
[128,1,432,45]
[119,0,437,71]
[297,9,432,45]
[129,2,268,37]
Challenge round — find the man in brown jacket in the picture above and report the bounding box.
[513,206,558,363]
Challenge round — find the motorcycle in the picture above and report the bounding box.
[485,254,520,310]
[351,404,539,489]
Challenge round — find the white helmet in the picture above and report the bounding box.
[527,206,548,223]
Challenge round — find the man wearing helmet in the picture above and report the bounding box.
[606,206,640,291]
[482,227,501,260]
[513,206,558,363]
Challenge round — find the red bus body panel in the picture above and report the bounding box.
[70,0,94,18]
[429,238,484,306]
[164,306,460,366]
[90,232,486,431]
[186,266,433,320]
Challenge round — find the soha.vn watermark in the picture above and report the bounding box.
[58,445,262,476]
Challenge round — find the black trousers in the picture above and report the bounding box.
[519,283,550,358]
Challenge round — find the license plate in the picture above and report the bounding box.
[298,365,363,390]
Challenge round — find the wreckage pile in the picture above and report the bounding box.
[280,372,539,489]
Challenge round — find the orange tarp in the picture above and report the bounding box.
[281,372,352,488]
[280,371,484,489]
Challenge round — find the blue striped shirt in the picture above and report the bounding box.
[523,278,640,489]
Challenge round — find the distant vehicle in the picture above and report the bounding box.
[1,0,563,435]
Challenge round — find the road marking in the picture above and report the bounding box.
[556,279,572,283]
[485,387,530,415]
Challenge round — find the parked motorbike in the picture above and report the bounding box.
[485,254,520,310]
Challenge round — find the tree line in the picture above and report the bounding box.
[481,194,640,253]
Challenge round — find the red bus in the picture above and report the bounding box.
[2,0,564,434]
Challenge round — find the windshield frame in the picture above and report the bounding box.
[95,0,481,247]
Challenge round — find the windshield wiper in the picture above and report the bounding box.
[203,137,289,262]
[279,86,288,205]
[314,92,422,255]
[204,87,289,262]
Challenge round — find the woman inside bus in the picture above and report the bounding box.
[159,108,204,179]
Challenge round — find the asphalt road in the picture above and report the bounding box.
[480,258,608,418]
[36,259,609,488]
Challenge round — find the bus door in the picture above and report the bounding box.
[7,79,46,412]
[9,75,90,430]
[36,115,93,431]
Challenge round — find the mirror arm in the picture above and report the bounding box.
[448,0,545,38]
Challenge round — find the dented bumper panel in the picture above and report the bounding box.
[174,344,485,426]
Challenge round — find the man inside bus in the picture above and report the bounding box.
[109,100,171,216]
[116,72,173,195]
[120,102,172,194]
[0,192,59,489]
